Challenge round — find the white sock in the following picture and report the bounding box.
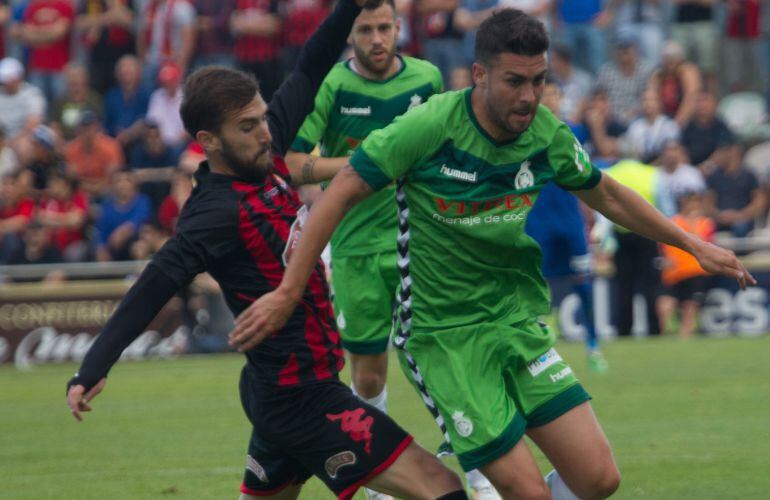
[545,470,580,500]
[465,469,492,490]
[352,385,388,414]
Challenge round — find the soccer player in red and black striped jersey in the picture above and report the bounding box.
[65,0,467,498]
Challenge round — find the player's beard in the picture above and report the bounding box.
[220,139,273,184]
[354,44,396,77]
[486,96,535,137]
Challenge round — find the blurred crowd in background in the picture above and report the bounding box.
[2,0,770,339]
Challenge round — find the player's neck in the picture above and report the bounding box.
[470,87,520,143]
[350,55,402,81]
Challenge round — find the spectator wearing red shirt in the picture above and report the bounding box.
[723,0,764,92]
[279,0,329,75]
[37,169,89,261]
[137,0,196,91]
[157,169,191,233]
[230,0,283,101]
[0,173,35,262]
[192,0,236,69]
[19,0,75,104]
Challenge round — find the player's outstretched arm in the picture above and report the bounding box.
[575,174,756,289]
[229,165,374,351]
[66,266,182,421]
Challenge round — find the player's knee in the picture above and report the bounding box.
[495,481,550,500]
[575,462,621,499]
[352,370,386,397]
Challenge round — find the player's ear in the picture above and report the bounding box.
[472,62,488,88]
[196,130,220,153]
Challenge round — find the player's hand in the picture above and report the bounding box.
[229,288,300,352]
[67,378,106,422]
[692,239,756,290]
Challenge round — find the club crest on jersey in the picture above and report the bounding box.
[452,411,473,437]
[282,205,308,266]
[408,94,423,109]
[324,451,357,479]
[246,455,269,483]
[515,160,534,190]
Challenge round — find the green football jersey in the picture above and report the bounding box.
[351,88,601,332]
[291,55,443,258]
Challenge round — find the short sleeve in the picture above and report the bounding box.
[290,78,335,153]
[350,99,445,191]
[550,124,602,190]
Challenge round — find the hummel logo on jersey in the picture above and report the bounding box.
[326,408,374,454]
[527,348,563,376]
[440,164,477,183]
[340,105,371,116]
[550,366,573,383]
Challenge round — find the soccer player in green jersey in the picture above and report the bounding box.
[231,9,755,499]
[284,4,499,497]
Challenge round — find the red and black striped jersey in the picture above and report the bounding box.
[73,0,362,392]
[153,157,343,386]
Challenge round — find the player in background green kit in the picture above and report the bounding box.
[285,2,499,498]
[232,9,755,499]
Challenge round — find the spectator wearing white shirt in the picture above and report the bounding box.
[656,140,706,217]
[621,89,680,163]
[0,57,46,166]
[146,62,188,160]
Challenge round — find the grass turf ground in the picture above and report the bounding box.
[2,335,770,499]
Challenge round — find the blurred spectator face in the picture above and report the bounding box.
[65,65,89,97]
[589,89,611,117]
[724,144,744,169]
[0,175,20,204]
[660,141,684,171]
[158,62,182,93]
[541,83,562,115]
[22,224,49,252]
[694,91,717,123]
[78,111,101,142]
[116,56,141,91]
[0,57,25,94]
[616,44,637,68]
[661,41,685,72]
[46,173,73,200]
[449,67,471,91]
[31,125,57,162]
[144,124,166,154]
[112,171,137,200]
[549,47,570,77]
[349,2,400,77]
[641,90,661,119]
[678,192,704,215]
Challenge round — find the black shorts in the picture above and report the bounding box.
[238,364,412,499]
[662,276,711,304]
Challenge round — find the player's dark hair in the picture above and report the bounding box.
[361,0,394,11]
[180,67,260,137]
[475,9,549,65]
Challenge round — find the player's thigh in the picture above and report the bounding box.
[348,351,389,379]
[526,402,620,498]
[332,253,395,355]
[397,324,526,473]
[274,380,415,499]
[365,441,463,499]
[478,437,550,500]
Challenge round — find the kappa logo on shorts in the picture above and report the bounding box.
[326,408,374,454]
[325,450,358,479]
[452,411,473,437]
[527,348,563,377]
[246,455,269,483]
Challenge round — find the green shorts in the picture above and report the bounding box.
[331,251,400,354]
[397,319,590,471]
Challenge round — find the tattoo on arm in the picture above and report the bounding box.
[301,156,318,184]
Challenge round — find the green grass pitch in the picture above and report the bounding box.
[2,335,770,499]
